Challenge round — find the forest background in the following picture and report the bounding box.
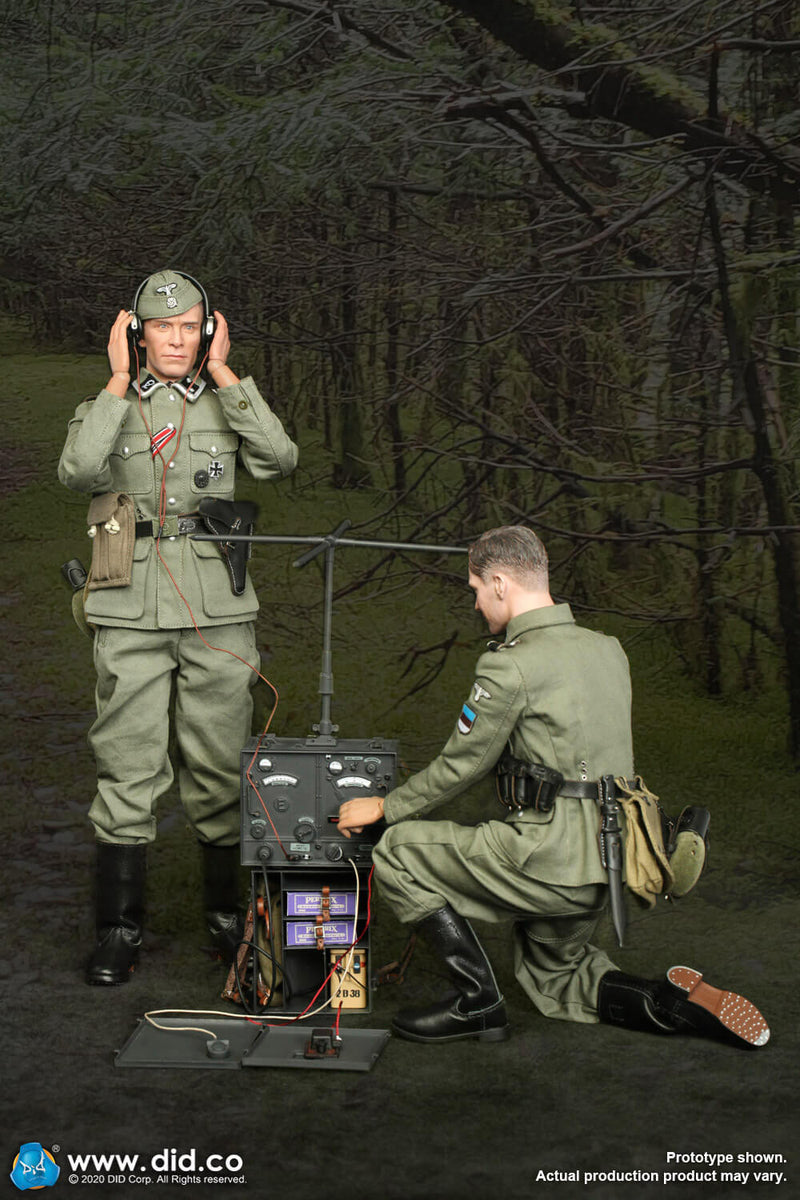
[2,2,799,1198]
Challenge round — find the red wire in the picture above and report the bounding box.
[133,339,373,1027]
[255,864,375,1028]
[131,340,282,750]
[131,336,368,1032]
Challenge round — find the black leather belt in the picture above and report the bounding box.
[135,516,199,538]
[496,752,638,811]
[559,778,636,800]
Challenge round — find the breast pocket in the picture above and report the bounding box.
[108,434,153,495]
[189,431,240,495]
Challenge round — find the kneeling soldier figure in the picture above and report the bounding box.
[338,526,768,1051]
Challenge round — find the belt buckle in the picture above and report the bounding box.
[178,516,198,535]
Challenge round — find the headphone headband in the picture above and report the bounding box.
[129,269,216,351]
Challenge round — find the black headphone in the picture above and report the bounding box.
[129,269,217,352]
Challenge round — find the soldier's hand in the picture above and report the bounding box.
[207,310,230,368]
[107,309,134,377]
[337,796,385,839]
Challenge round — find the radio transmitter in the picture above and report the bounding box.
[240,734,398,867]
[194,518,465,879]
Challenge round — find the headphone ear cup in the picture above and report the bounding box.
[202,312,217,351]
[127,314,141,367]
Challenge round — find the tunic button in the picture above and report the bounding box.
[168,461,175,469]
[168,497,176,506]
[123,447,130,456]
[210,445,218,454]
[238,400,248,410]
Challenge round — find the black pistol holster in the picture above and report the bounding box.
[495,752,564,814]
[198,498,259,595]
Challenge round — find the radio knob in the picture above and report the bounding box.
[257,845,273,863]
[326,844,344,862]
[294,822,316,841]
[249,820,266,839]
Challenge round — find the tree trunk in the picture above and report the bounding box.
[442,0,800,204]
[706,174,800,757]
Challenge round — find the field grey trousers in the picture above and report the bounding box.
[373,817,618,1024]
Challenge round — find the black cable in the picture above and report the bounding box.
[232,940,254,1015]
[234,938,286,982]
[262,866,278,1009]
[233,941,287,1014]
[250,870,259,1014]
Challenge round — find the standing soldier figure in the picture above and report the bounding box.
[59,269,298,985]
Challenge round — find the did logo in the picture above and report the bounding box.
[10,1142,60,1191]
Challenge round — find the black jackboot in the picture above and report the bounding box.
[598,965,770,1049]
[86,843,146,986]
[200,842,244,962]
[392,906,509,1043]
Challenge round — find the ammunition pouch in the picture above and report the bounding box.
[198,498,259,596]
[86,492,136,590]
[495,753,564,814]
[495,756,710,909]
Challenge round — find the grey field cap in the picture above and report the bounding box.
[136,270,204,320]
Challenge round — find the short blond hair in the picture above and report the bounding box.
[468,526,549,587]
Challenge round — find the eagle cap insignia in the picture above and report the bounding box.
[156,281,179,309]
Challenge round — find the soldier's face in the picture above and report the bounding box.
[140,302,203,382]
[468,570,508,634]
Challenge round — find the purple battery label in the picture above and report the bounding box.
[285,891,356,917]
[285,920,356,948]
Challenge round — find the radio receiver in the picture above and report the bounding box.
[196,520,466,869]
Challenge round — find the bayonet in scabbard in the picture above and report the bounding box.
[598,774,626,948]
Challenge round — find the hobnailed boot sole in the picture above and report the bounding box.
[666,965,770,1048]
